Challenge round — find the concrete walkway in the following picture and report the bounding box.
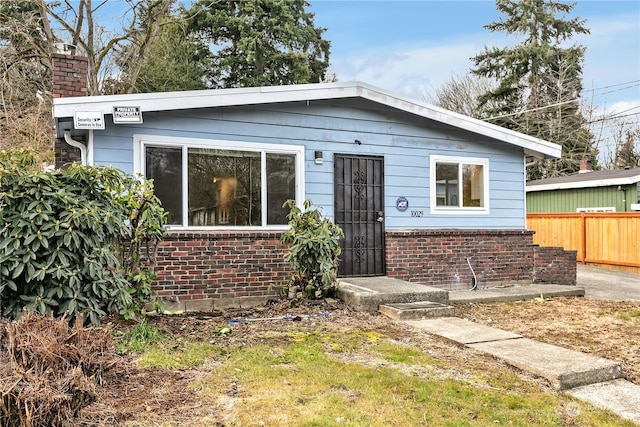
[405,317,640,425]
[337,267,640,424]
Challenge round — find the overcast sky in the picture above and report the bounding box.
[309,0,640,120]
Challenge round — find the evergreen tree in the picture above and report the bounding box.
[186,0,331,88]
[114,21,210,93]
[472,0,597,179]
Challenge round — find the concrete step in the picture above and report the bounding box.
[337,277,449,313]
[449,284,585,304]
[406,317,623,391]
[379,301,454,320]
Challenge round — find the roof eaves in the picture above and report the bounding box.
[53,81,561,159]
[355,83,561,159]
[526,175,640,192]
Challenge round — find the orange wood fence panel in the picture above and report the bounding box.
[527,213,640,272]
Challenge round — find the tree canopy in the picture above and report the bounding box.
[471,0,598,179]
[186,0,331,88]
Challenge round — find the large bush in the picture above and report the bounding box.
[280,199,343,299]
[0,150,166,324]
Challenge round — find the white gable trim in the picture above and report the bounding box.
[53,82,561,160]
[527,175,640,192]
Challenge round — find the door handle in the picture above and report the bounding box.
[376,211,384,222]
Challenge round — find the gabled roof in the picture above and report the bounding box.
[526,167,640,192]
[52,81,561,159]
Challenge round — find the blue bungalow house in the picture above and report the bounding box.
[51,54,575,310]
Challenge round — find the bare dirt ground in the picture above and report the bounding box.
[453,297,640,384]
[76,296,640,425]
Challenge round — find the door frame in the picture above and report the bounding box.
[333,153,386,277]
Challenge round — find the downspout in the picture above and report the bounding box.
[63,130,87,166]
[87,129,94,165]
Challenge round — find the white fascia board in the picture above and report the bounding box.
[53,81,560,159]
[52,82,360,118]
[354,83,561,160]
[526,176,640,192]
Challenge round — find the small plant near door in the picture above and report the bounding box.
[280,199,344,299]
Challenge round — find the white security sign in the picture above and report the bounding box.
[74,111,105,129]
[113,106,143,124]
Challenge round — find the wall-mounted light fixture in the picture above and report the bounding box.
[315,150,323,165]
[355,139,362,145]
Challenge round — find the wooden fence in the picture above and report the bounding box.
[527,212,640,273]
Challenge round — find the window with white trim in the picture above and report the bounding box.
[430,155,489,214]
[137,136,304,227]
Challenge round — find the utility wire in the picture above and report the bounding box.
[479,79,640,121]
[587,111,640,124]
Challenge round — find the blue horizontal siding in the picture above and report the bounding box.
[91,98,527,229]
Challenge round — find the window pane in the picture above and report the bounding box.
[145,146,183,225]
[267,153,296,225]
[187,148,261,226]
[435,163,459,206]
[462,164,484,207]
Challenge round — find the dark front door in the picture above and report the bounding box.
[334,154,385,277]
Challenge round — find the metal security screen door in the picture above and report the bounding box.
[334,154,385,276]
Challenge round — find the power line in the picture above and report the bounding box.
[476,79,640,121]
[582,80,640,97]
[587,111,640,125]
[485,98,579,120]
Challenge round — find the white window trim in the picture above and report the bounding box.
[133,134,305,229]
[429,154,490,215]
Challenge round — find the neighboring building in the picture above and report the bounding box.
[51,53,576,310]
[527,165,640,213]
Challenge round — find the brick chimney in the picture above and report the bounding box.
[579,159,593,173]
[51,51,88,98]
[52,44,89,168]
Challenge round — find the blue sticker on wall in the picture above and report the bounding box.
[396,197,409,211]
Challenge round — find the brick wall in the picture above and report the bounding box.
[51,53,88,98]
[152,228,578,311]
[533,245,577,285]
[154,230,291,311]
[52,53,88,167]
[385,229,537,290]
[54,137,82,169]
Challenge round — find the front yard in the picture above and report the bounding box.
[70,297,639,426]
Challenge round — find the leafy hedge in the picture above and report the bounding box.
[0,150,166,324]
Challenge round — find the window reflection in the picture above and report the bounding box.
[145,146,183,225]
[188,148,261,226]
[144,145,297,227]
[267,153,296,225]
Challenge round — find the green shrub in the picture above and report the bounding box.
[280,199,344,299]
[0,150,167,324]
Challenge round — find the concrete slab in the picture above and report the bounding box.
[337,277,448,312]
[379,301,454,320]
[469,338,624,390]
[578,264,640,301]
[568,379,640,424]
[449,284,585,304]
[404,317,522,344]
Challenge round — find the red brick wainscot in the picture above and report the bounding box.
[385,229,577,291]
[153,228,578,312]
[154,230,292,312]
